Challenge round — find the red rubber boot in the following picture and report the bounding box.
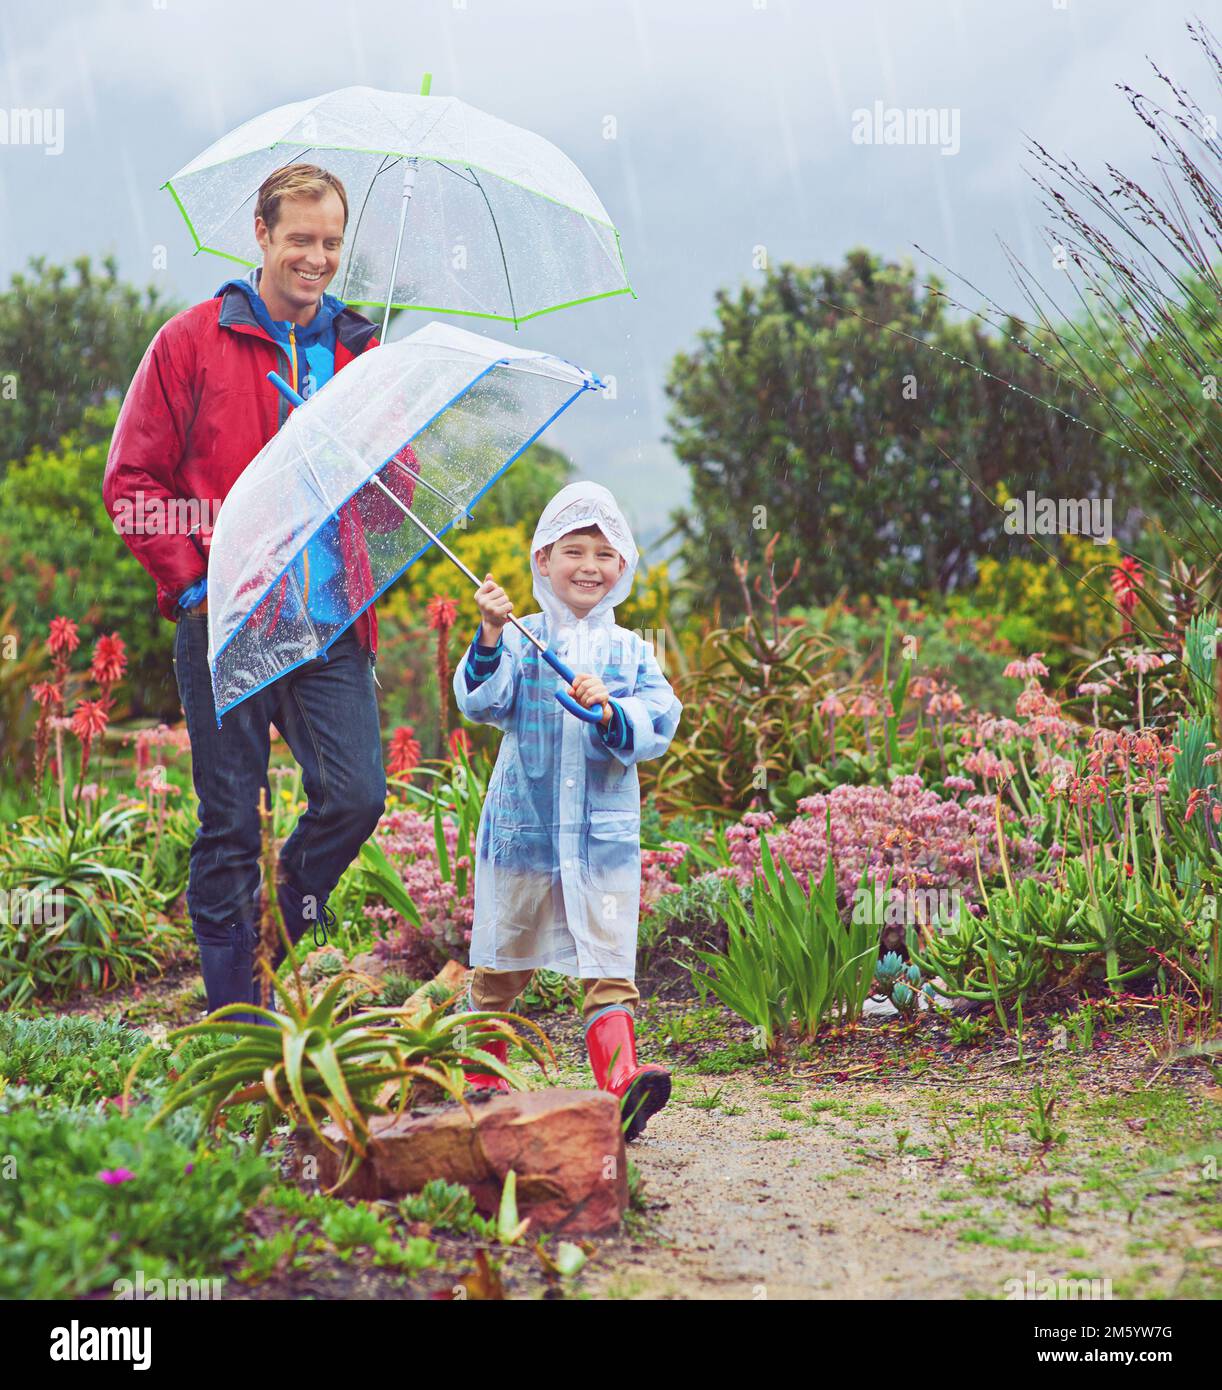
[585,1008,671,1140]
[464,1037,510,1093]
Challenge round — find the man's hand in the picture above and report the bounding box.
[568,672,613,725]
[474,574,512,645]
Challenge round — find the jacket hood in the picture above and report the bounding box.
[214,268,346,345]
[530,481,638,636]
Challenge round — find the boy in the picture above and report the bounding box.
[452,481,682,1139]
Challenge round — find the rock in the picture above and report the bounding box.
[297,1088,627,1235]
[348,951,389,980]
[400,959,470,1020]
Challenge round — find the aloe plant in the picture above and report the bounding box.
[693,831,881,1050]
[128,974,555,1192]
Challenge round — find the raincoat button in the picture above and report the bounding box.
[565,777,575,787]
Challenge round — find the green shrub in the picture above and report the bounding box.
[0,1101,271,1298]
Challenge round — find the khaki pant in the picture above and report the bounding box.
[469,966,638,1024]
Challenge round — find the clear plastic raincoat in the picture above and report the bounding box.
[453,482,682,979]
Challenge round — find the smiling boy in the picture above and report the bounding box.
[453,482,683,1139]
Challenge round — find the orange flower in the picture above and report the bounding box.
[48,616,79,655]
[448,727,471,760]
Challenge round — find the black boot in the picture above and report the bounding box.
[194,921,264,1026]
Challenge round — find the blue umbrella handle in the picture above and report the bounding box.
[536,644,605,724]
[268,371,306,408]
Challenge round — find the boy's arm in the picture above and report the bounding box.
[584,637,682,768]
[452,624,522,731]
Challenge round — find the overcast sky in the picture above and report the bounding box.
[0,0,1212,551]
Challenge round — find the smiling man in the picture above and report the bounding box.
[103,163,410,1022]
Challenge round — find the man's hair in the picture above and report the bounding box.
[540,523,606,561]
[255,164,349,233]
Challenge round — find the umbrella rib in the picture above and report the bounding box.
[341,153,398,301]
[386,455,471,522]
[466,166,518,327]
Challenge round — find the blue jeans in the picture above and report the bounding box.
[172,610,386,1018]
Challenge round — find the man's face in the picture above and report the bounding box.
[254,190,345,318]
[536,529,626,615]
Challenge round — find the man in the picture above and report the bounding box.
[104,163,411,1020]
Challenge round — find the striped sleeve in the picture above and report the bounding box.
[463,627,504,692]
[595,698,634,752]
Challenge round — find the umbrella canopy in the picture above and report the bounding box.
[206,320,604,721]
[163,84,634,330]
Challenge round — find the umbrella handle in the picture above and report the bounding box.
[535,643,605,724]
[268,371,305,408]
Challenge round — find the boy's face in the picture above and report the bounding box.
[536,528,626,617]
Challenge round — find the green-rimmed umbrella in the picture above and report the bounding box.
[162,75,635,338]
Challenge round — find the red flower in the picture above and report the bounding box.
[31,681,62,709]
[48,616,80,656]
[71,698,110,743]
[1110,557,1143,630]
[387,725,422,777]
[90,633,127,687]
[426,595,459,632]
[449,728,471,760]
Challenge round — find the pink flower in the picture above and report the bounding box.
[1004,653,1049,681]
[1123,649,1169,675]
[98,1168,136,1185]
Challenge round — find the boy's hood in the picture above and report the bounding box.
[214,268,346,345]
[530,481,638,634]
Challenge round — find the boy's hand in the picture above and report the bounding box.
[474,573,512,645]
[568,672,613,725]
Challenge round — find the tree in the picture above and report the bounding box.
[0,256,178,470]
[0,404,177,717]
[663,250,1140,617]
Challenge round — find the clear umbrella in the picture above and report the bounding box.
[206,320,609,725]
[163,76,634,338]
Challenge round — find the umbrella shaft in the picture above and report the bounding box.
[381,158,419,342]
[366,475,548,658]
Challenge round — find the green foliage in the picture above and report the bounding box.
[0,255,178,467]
[693,833,881,1050]
[0,803,186,1006]
[655,597,843,818]
[0,1100,271,1298]
[0,1014,155,1106]
[0,407,177,717]
[139,971,555,1189]
[397,1178,491,1236]
[665,250,1132,616]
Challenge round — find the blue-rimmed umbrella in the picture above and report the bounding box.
[205,320,609,726]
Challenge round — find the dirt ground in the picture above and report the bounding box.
[63,960,1222,1301]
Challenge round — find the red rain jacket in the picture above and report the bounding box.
[103,283,416,656]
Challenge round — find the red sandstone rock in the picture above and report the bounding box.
[297,1088,627,1235]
